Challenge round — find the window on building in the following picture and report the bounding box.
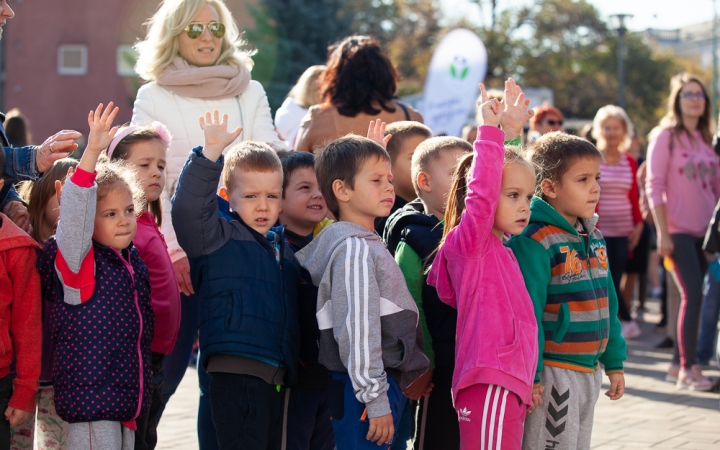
[117,45,139,77]
[58,45,87,76]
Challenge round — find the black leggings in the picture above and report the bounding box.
[669,234,707,368]
[605,236,633,322]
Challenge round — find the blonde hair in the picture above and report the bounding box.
[222,142,282,192]
[288,65,326,108]
[591,105,634,151]
[134,0,255,81]
[411,137,472,196]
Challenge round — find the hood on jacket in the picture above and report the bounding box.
[529,196,599,236]
[296,221,378,286]
[0,214,39,252]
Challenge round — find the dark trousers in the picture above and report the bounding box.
[669,234,708,368]
[0,375,11,450]
[414,365,459,450]
[284,387,335,450]
[605,236,632,322]
[135,352,165,450]
[209,373,284,450]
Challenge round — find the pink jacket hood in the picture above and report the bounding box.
[427,126,538,404]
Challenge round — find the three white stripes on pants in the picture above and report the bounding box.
[480,384,509,450]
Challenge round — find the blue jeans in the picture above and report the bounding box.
[156,292,219,450]
[329,372,407,450]
[697,264,720,365]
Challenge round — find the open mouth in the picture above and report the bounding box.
[198,48,215,53]
[307,205,323,210]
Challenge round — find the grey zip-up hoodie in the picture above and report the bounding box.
[296,221,429,418]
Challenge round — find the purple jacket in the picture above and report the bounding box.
[427,126,538,405]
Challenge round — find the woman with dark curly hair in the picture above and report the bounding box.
[295,35,423,152]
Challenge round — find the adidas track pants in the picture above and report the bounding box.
[455,383,526,450]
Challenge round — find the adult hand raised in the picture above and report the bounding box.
[36,130,82,173]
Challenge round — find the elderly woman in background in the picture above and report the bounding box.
[592,105,644,340]
[132,0,284,448]
[295,35,422,152]
[275,65,325,147]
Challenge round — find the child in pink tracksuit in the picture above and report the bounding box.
[427,80,539,449]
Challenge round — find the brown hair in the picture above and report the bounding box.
[384,121,432,163]
[108,127,168,227]
[320,35,399,117]
[659,73,713,146]
[411,137,472,196]
[4,108,32,147]
[438,152,474,248]
[315,135,389,219]
[18,158,78,243]
[95,159,146,216]
[277,150,315,198]
[222,142,282,192]
[528,131,602,199]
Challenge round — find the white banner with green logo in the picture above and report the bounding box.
[422,28,487,137]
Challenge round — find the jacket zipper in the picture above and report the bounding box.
[113,248,145,421]
[582,233,604,365]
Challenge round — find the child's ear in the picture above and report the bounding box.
[218,187,229,201]
[54,180,64,205]
[417,171,432,194]
[540,179,557,199]
[332,179,350,204]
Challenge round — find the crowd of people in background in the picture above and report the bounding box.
[0,0,718,450]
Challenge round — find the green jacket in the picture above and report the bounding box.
[507,198,626,384]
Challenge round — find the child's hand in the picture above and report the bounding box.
[367,413,394,445]
[605,373,625,400]
[477,83,502,127]
[4,406,33,427]
[86,103,120,155]
[403,369,434,400]
[367,119,392,149]
[199,110,243,162]
[528,384,544,414]
[500,77,534,141]
[79,103,119,174]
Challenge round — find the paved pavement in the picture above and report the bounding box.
[156,298,720,449]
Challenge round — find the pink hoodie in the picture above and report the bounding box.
[427,126,538,405]
[134,212,181,354]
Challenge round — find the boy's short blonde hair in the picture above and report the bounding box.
[411,137,472,196]
[384,121,432,163]
[222,142,282,192]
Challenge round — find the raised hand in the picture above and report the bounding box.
[500,77,534,141]
[79,103,119,173]
[477,83,502,127]
[367,118,392,149]
[199,110,243,162]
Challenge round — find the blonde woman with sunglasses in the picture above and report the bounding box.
[131,1,286,448]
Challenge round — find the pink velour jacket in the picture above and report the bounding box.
[135,212,181,354]
[427,125,538,405]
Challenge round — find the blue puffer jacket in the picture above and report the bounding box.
[172,148,301,383]
[37,239,153,424]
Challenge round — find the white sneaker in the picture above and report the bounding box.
[621,320,642,340]
[665,364,680,383]
[676,365,714,391]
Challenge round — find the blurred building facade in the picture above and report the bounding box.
[1,0,257,143]
[641,19,718,70]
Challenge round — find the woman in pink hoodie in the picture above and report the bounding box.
[107,123,181,448]
[427,81,539,449]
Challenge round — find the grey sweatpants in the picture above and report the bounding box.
[68,421,135,450]
[522,366,602,450]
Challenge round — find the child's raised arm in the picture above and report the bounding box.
[55,103,119,303]
[171,111,242,259]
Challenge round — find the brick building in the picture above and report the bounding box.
[1,0,257,144]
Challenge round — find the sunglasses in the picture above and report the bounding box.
[546,119,563,126]
[185,22,225,39]
[681,92,705,100]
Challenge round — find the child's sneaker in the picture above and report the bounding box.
[665,363,680,383]
[676,365,713,391]
[621,320,642,340]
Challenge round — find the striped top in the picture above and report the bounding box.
[599,155,634,237]
[507,198,627,383]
